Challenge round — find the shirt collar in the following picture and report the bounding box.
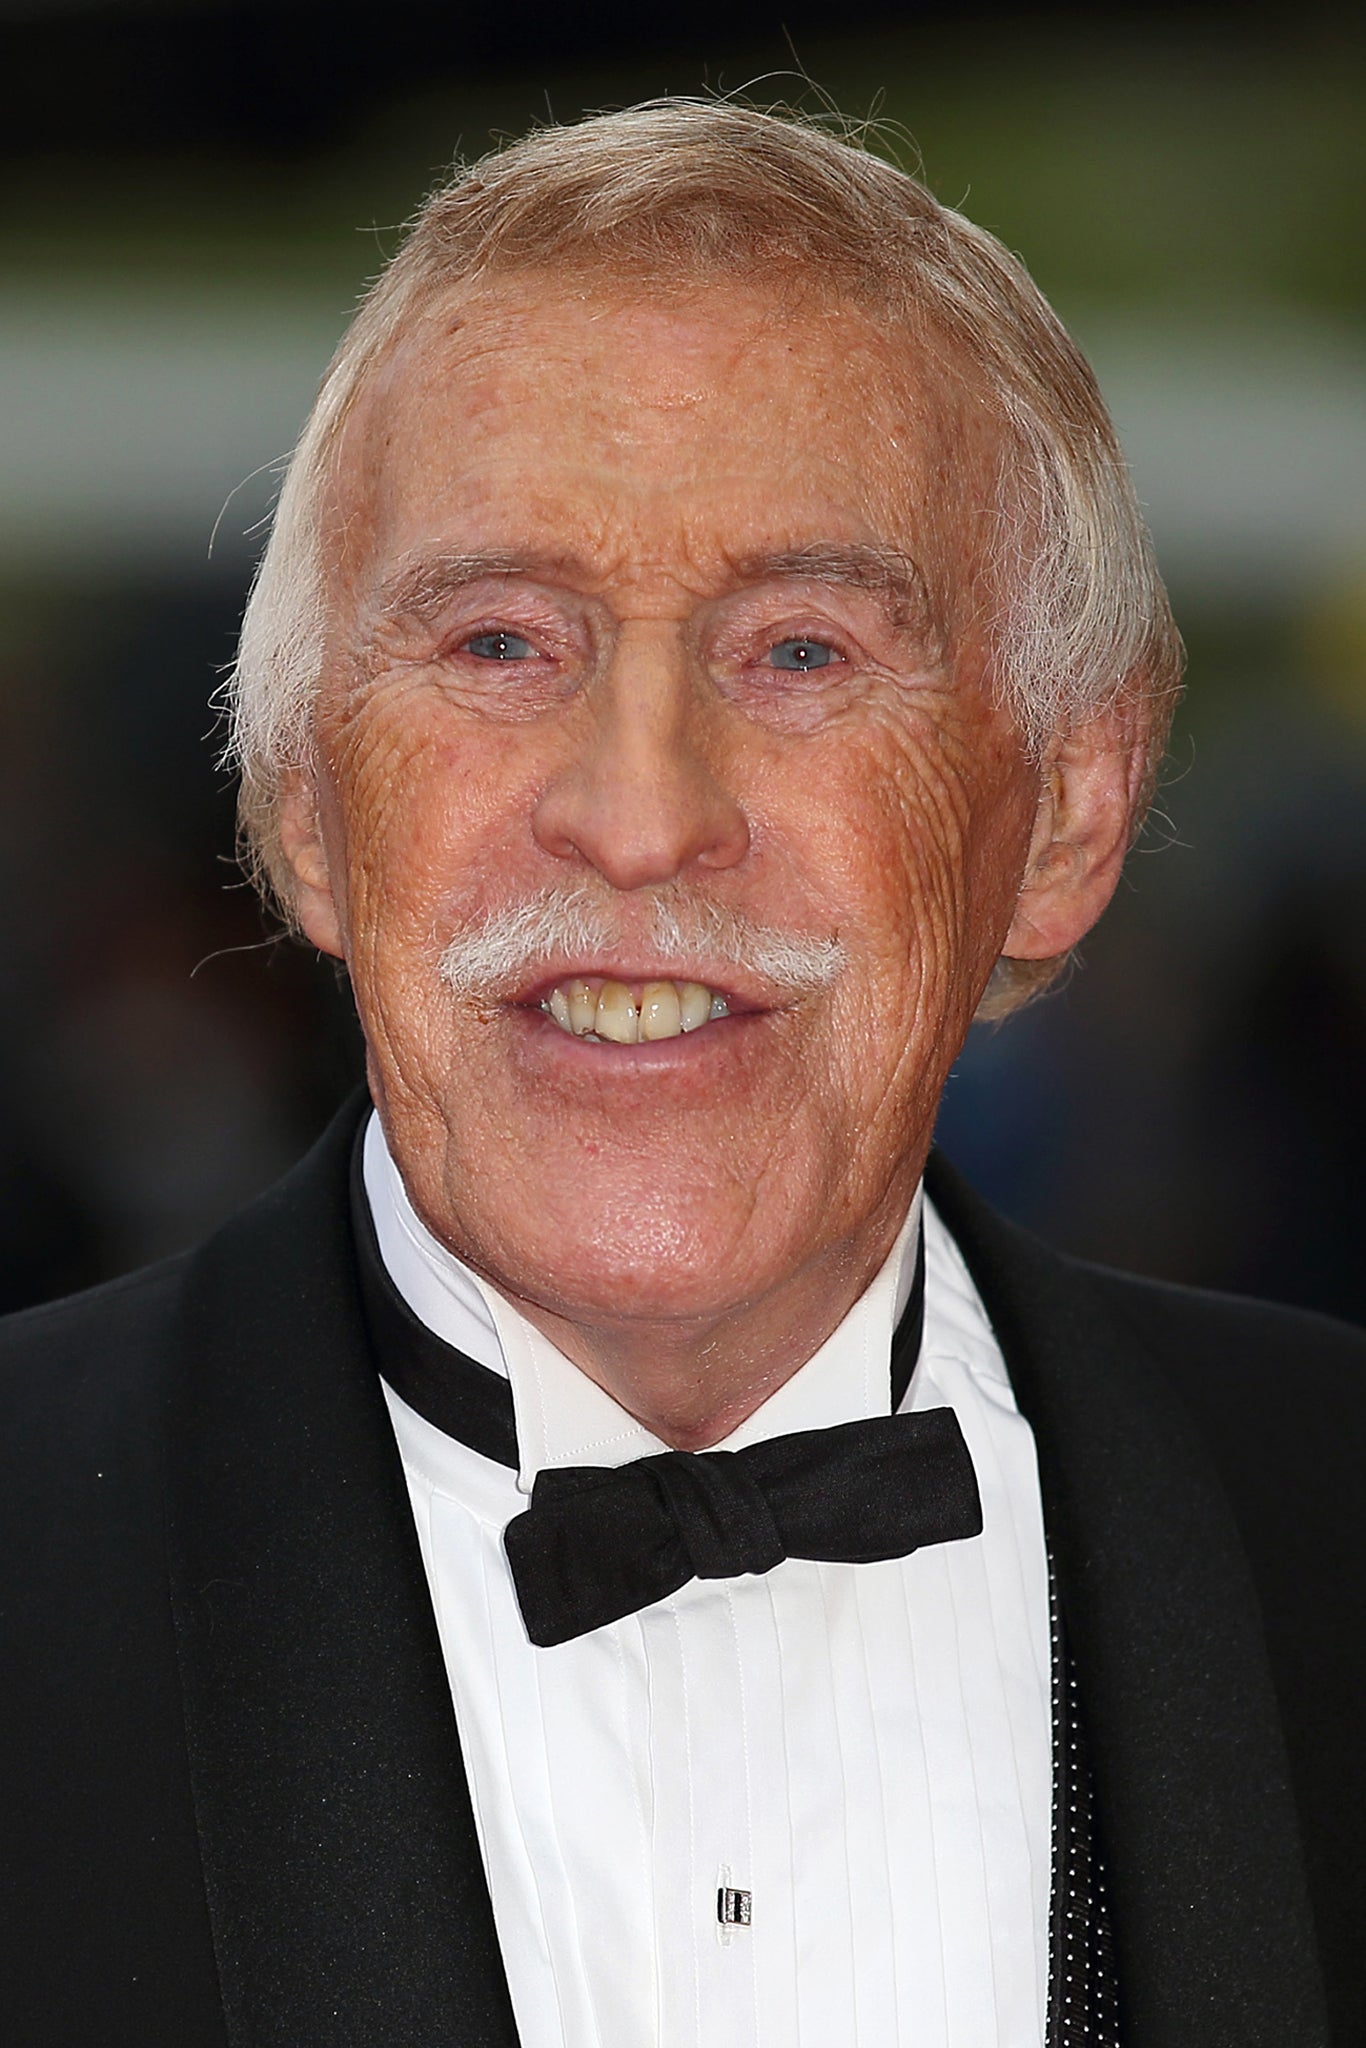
[363,1108,923,1493]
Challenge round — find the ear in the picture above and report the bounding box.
[277,765,348,961]
[1002,715,1148,963]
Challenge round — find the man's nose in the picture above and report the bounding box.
[530,626,751,890]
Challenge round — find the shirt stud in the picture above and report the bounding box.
[717,1886,752,1927]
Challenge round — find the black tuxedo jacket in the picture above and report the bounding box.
[3,1098,1364,2046]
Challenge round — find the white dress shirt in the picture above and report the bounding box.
[364,1113,1053,2047]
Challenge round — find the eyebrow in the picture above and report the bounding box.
[370,540,934,628]
[371,550,550,623]
[730,545,933,624]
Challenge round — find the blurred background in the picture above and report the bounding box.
[1,0,1363,1319]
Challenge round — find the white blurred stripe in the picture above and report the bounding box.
[0,285,1362,599]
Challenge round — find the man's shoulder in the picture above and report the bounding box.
[928,1147,1366,1571]
[0,1095,365,1407]
[0,1101,364,1672]
[927,1148,1365,1406]
[0,1259,201,1578]
[1070,1257,1366,1571]
[934,1147,1365,1646]
[1075,1256,1366,1407]
[0,1253,187,1345]
[0,1255,191,1421]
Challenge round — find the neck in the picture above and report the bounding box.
[366,1113,923,1450]
[491,1221,912,1450]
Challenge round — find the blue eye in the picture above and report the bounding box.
[465,630,536,661]
[768,638,835,671]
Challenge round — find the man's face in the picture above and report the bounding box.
[292,276,1046,1360]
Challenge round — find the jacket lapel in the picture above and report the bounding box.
[163,1100,519,2048]
[926,1153,1328,2046]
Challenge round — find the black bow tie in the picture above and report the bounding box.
[504,1409,982,1646]
[349,1129,978,1646]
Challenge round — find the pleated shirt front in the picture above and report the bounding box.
[367,1116,1052,2048]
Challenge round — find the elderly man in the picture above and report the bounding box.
[3,101,1363,2048]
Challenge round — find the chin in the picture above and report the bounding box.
[484,1198,787,1330]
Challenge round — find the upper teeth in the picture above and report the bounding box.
[544,978,728,1043]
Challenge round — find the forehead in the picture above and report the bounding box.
[340,274,994,588]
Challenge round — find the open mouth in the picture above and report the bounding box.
[540,976,731,1044]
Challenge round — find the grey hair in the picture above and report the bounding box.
[224,98,1183,1009]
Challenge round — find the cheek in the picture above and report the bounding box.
[326,690,541,949]
[801,715,1036,1024]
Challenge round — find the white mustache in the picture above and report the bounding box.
[436,887,845,998]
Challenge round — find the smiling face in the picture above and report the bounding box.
[282,274,1131,1438]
